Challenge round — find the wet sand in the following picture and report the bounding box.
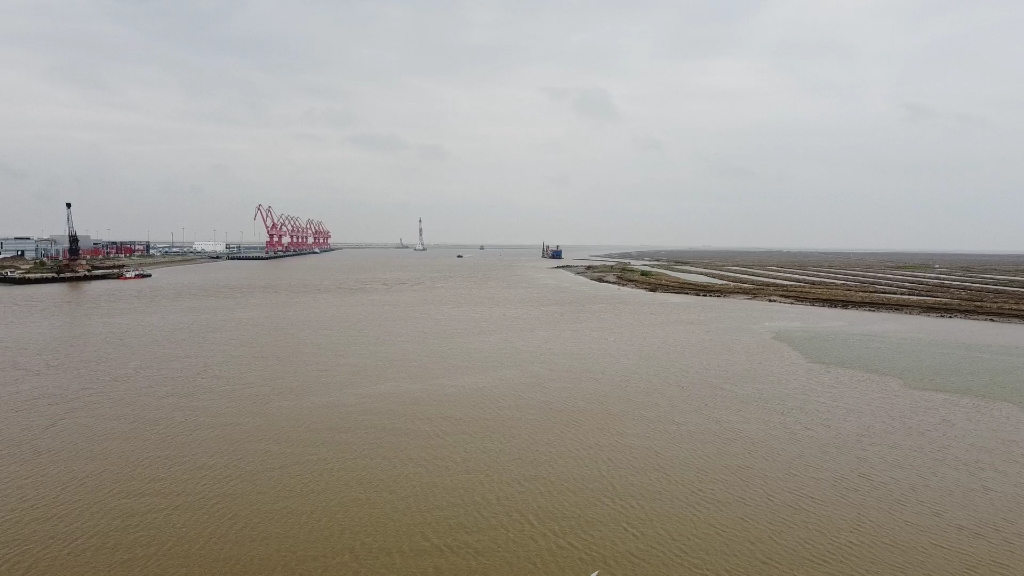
[567,250,1024,322]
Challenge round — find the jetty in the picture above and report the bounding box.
[225,248,336,261]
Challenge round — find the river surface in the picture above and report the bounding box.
[2,247,1023,575]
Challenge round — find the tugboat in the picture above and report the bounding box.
[118,267,152,280]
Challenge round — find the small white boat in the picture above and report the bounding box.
[118,267,152,280]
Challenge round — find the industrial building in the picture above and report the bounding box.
[0,237,59,260]
[48,235,149,258]
[193,241,226,252]
[49,234,96,252]
[1,235,151,260]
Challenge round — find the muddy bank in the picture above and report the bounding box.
[563,262,1024,323]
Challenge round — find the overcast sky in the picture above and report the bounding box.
[1,1,1021,249]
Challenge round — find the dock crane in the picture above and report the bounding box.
[66,202,80,261]
[58,202,87,273]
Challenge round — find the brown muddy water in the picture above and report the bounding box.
[2,247,1023,575]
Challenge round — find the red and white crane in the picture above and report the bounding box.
[254,205,331,253]
[253,204,288,253]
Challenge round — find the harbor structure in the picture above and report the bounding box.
[193,241,227,252]
[414,218,427,251]
[253,204,332,253]
[0,237,59,260]
[49,235,96,252]
[49,235,150,258]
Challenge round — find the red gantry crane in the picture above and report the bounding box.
[254,204,287,253]
[254,205,331,253]
[307,219,330,249]
[282,214,307,251]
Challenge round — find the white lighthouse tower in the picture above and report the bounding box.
[414,218,427,251]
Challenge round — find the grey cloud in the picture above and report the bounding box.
[901,103,940,124]
[544,87,620,122]
[0,159,28,180]
[1,2,1022,249]
[417,144,448,161]
[549,174,571,188]
[302,107,355,130]
[711,163,757,180]
[633,136,665,153]
[294,132,328,143]
[694,152,757,180]
[347,133,411,154]
[900,102,986,130]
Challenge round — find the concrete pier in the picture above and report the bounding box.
[225,249,336,261]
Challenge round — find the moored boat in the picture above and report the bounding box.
[541,242,563,259]
[118,267,152,280]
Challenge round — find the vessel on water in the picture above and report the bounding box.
[0,270,121,285]
[118,268,152,280]
[541,242,563,259]
[456,253,464,258]
[479,245,485,250]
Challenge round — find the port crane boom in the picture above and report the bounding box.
[66,202,80,260]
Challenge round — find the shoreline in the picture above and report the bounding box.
[140,256,222,270]
[85,255,223,271]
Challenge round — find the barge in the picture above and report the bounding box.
[1,266,154,285]
[542,243,563,259]
[0,270,121,285]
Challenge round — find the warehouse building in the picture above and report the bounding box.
[49,234,96,251]
[0,237,59,260]
[193,241,226,252]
